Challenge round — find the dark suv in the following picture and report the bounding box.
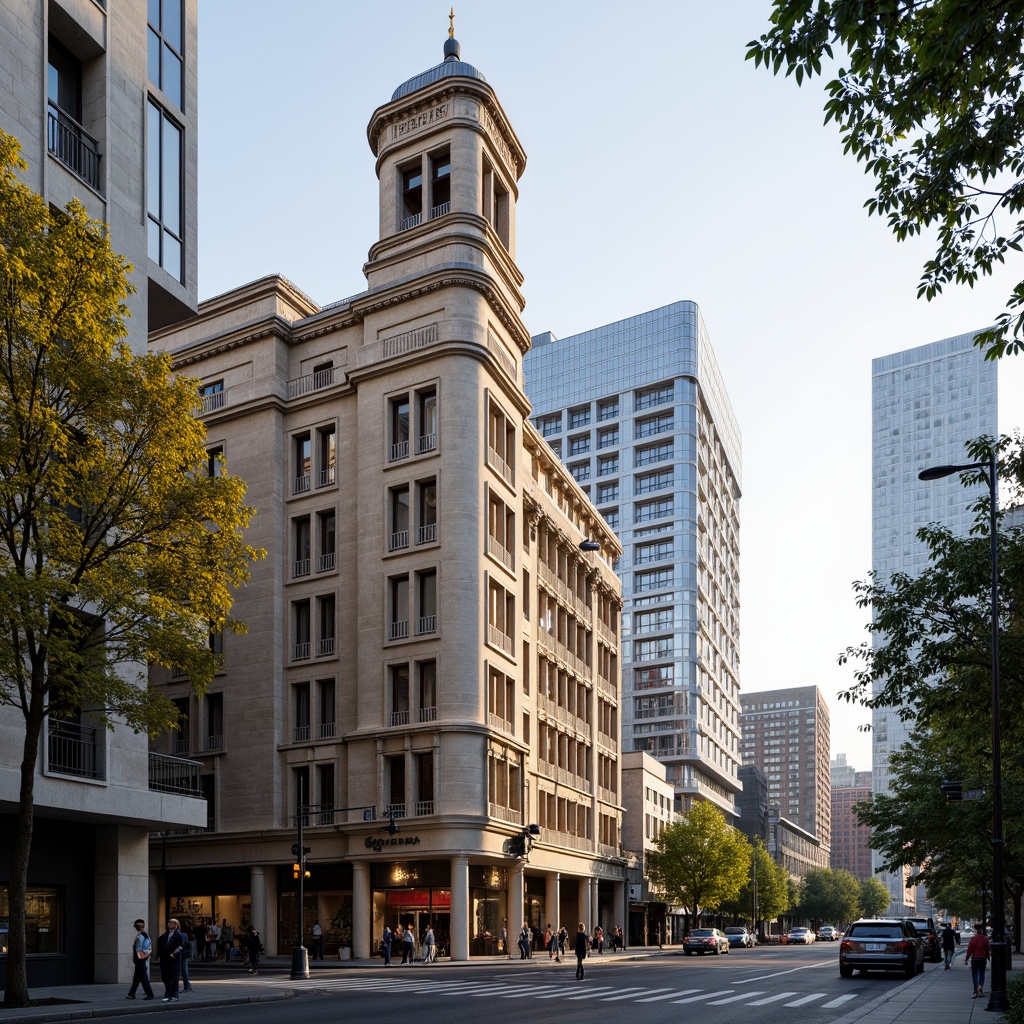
[840,919,924,978]
[903,917,942,963]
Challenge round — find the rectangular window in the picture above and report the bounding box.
[570,462,590,483]
[390,396,410,461]
[635,412,674,439]
[597,426,619,449]
[597,454,618,476]
[487,491,515,570]
[635,637,673,661]
[634,568,673,593]
[206,444,223,478]
[635,441,673,466]
[601,508,619,532]
[293,683,311,742]
[317,511,336,571]
[147,100,183,281]
[635,382,674,411]
[171,696,189,754]
[390,665,410,726]
[389,576,409,641]
[568,434,590,456]
[430,150,451,217]
[487,577,515,656]
[147,0,183,108]
[293,600,311,660]
[487,398,515,486]
[537,414,561,437]
[204,692,223,750]
[417,388,437,453]
[293,433,311,493]
[400,161,423,229]
[387,755,406,815]
[317,426,336,487]
[47,38,100,190]
[0,888,62,954]
[568,406,590,429]
[482,157,510,248]
[635,539,673,565]
[635,608,674,633]
[417,570,437,635]
[293,516,311,577]
[418,660,437,722]
[416,751,434,813]
[488,665,515,732]
[317,595,336,656]
[390,485,410,550]
[199,380,224,414]
[417,478,437,544]
[317,679,336,739]
[596,482,619,504]
[317,763,335,823]
[635,497,673,522]
[635,469,673,494]
[635,665,675,689]
[597,397,619,422]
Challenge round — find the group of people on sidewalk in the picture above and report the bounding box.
[126,918,265,1002]
[940,920,996,1000]
[379,923,437,965]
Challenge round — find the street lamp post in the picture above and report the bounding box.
[919,453,1006,1013]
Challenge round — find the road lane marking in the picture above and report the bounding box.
[707,990,766,1004]
[736,963,835,983]
[636,989,701,1002]
[784,992,827,1006]
[746,991,798,1005]
[821,994,858,1008]
[564,986,621,1000]
[672,990,719,1003]
[597,987,648,1000]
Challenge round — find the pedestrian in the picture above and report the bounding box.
[402,923,415,964]
[126,918,155,1000]
[595,925,604,954]
[544,924,554,959]
[964,924,990,998]
[519,921,531,959]
[655,924,662,950]
[311,919,323,960]
[178,924,193,991]
[574,922,589,980]
[220,920,234,961]
[243,924,263,975]
[156,918,186,1002]
[941,922,957,970]
[382,924,393,966]
[391,923,402,963]
[557,925,568,958]
[207,920,220,961]
[501,923,510,958]
[423,925,436,964]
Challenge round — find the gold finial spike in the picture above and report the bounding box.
[449,7,455,38]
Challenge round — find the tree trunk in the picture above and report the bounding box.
[4,680,45,1009]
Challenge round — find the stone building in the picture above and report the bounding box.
[0,0,204,988]
[149,30,625,961]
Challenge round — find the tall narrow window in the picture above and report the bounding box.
[47,37,100,189]
[317,511,336,571]
[204,693,223,750]
[293,517,311,576]
[206,445,224,478]
[317,763,335,824]
[317,679,336,739]
[418,660,437,722]
[147,0,183,108]
[317,595,336,656]
[147,100,183,281]
[416,752,435,815]
[487,399,515,486]
[294,766,310,824]
[293,600,311,660]
[389,576,409,640]
[390,486,410,550]
[401,163,423,229]
[387,756,406,816]
[417,479,437,544]
[172,697,189,754]
[390,396,410,461]
[430,151,450,217]
[317,426,336,487]
[293,683,310,742]
[417,388,437,453]
[293,433,311,493]
[417,570,437,635]
[390,665,410,726]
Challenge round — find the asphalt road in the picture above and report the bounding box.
[92,943,927,1024]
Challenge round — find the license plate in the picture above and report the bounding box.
[866,943,884,951]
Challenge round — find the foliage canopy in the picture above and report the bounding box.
[748,1,1024,359]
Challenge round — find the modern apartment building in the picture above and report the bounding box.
[523,305,742,818]
[830,757,873,881]
[871,332,997,912]
[148,31,626,961]
[739,685,831,851]
[0,0,202,988]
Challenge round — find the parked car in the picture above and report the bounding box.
[840,919,924,978]
[724,926,755,948]
[818,925,840,941]
[902,917,942,962]
[684,928,731,955]
[787,927,815,944]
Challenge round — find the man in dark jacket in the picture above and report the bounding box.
[574,922,589,980]
[941,922,957,970]
[156,919,186,1001]
[243,925,263,975]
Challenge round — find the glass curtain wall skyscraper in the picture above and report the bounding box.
[870,332,997,912]
[524,301,742,816]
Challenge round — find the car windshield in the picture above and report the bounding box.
[725,928,744,934]
[849,924,904,939]
[691,930,713,936]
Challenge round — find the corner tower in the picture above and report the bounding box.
[365,19,527,326]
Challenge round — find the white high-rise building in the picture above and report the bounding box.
[870,332,997,913]
[524,302,741,817]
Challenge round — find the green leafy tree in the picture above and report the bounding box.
[859,877,892,919]
[748,1,1024,359]
[0,131,263,1008]
[646,802,752,924]
[798,868,862,928]
[722,840,790,935]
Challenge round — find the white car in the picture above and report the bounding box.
[818,925,840,941]
[787,927,815,944]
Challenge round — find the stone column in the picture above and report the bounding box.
[94,824,150,983]
[509,860,525,935]
[250,865,266,951]
[589,877,599,935]
[353,861,370,959]
[546,873,560,934]
[450,855,469,960]
[577,877,590,929]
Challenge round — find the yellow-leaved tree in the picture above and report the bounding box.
[0,130,263,1008]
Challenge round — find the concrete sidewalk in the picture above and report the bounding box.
[0,951,1010,1023]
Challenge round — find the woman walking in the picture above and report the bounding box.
[964,925,990,998]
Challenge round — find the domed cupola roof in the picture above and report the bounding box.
[391,9,486,101]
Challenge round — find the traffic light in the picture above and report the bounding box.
[507,834,526,858]
[293,862,302,879]
[941,780,963,803]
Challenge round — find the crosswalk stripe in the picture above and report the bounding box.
[636,989,701,1002]
[671,990,716,1003]
[498,985,563,997]
[746,991,798,1005]
[564,986,621,1000]
[784,993,827,1006]
[598,987,648,1001]
[821,994,858,1008]
[707,990,766,1005]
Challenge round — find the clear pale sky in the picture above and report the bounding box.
[197,1,1024,773]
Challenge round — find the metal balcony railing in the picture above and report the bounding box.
[47,103,101,190]
[48,720,100,779]
[149,752,203,796]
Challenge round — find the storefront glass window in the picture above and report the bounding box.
[0,887,61,954]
